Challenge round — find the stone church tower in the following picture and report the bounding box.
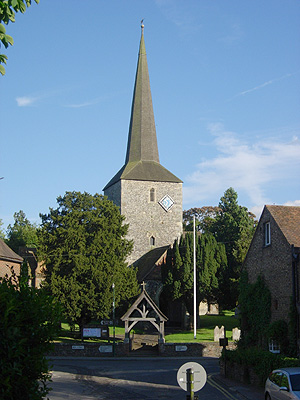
[103,25,182,265]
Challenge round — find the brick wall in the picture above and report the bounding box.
[244,207,293,323]
[0,260,21,279]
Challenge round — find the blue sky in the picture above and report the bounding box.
[1,0,300,229]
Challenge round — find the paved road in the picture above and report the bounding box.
[48,357,262,400]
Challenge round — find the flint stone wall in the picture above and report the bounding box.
[49,341,236,358]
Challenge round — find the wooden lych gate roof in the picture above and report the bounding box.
[121,284,167,340]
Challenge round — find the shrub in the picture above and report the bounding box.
[0,271,60,400]
[222,347,300,386]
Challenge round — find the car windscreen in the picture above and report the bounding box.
[290,374,300,391]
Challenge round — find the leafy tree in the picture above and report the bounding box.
[197,233,227,307]
[238,271,271,348]
[5,210,38,254]
[0,269,60,400]
[183,206,220,232]
[0,0,40,75]
[162,232,227,319]
[208,188,257,309]
[38,191,139,333]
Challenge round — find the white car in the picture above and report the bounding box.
[265,368,300,400]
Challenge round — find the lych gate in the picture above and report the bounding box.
[121,283,168,343]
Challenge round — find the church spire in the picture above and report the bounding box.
[103,24,182,191]
[125,22,159,164]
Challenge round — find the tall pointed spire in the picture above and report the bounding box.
[103,24,181,191]
[125,22,159,164]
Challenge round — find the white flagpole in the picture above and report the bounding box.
[193,215,197,339]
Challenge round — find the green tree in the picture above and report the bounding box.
[38,191,139,333]
[183,206,220,232]
[238,271,271,348]
[0,269,60,400]
[197,233,227,306]
[208,188,257,309]
[162,232,227,319]
[6,210,38,254]
[0,0,40,75]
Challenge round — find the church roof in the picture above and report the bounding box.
[135,245,169,282]
[103,25,182,191]
[265,205,300,247]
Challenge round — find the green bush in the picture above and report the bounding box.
[222,347,300,385]
[0,271,60,400]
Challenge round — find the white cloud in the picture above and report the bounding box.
[64,97,103,108]
[16,96,38,107]
[284,200,300,207]
[183,123,300,211]
[231,72,297,99]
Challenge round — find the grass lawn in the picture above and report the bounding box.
[165,311,239,342]
[54,312,239,343]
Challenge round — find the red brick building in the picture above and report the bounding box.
[0,238,23,279]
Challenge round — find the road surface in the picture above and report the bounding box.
[48,357,250,400]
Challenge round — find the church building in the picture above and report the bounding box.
[103,24,183,267]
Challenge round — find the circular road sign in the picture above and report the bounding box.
[177,362,207,392]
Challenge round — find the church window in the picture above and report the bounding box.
[150,188,155,202]
[150,236,155,246]
[264,222,271,246]
[269,339,280,354]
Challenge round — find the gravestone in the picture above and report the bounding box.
[214,326,225,342]
[232,327,241,341]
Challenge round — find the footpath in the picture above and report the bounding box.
[211,373,265,400]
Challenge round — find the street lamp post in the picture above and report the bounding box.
[112,283,115,356]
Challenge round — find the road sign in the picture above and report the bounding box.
[100,320,113,326]
[177,362,207,392]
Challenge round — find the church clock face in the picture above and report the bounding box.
[159,194,174,212]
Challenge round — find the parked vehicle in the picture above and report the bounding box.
[265,368,300,399]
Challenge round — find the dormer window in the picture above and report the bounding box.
[150,188,155,202]
[264,222,271,246]
[150,236,155,246]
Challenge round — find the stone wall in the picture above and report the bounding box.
[104,180,121,208]
[49,341,236,358]
[220,359,262,386]
[244,207,294,323]
[106,179,182,265]
[49,342,130,357]
[159,342,236,358]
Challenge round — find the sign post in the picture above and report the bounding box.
[219,327,228,377]
[177,362,207,400]
[112,283,115,357]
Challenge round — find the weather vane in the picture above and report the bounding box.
[141,18,144,33]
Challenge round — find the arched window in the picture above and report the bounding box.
[150,188,155,202]
[150,236,155,246]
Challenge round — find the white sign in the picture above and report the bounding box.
[177,362,207,392]
[99,345,113,353]
[83,328,101,337]
[100,320,113,326]
[176,345,187,352]
[72,345,84,350]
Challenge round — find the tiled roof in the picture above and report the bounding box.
[0,239,23,263]
[266,205,300,247]
[134,245,169,282]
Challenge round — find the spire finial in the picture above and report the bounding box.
[141,18,144,34]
